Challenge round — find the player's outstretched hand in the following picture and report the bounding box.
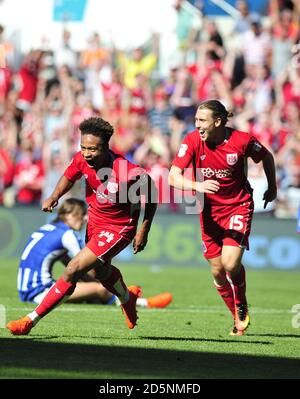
[133,229,148,254]
[196,179,220,194]
[42,197,58,212]
[263,186,277,209]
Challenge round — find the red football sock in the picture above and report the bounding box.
[229,265,247,305]
[100,265,128,303]
[35,277,76,318]
[214,280,236,317]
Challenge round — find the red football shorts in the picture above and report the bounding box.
[85,223,133,262]
[199,200,254,259]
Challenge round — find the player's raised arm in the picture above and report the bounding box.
[261,150,277,209]
[42,175,74,212]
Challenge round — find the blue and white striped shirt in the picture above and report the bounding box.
[18,221,83,302]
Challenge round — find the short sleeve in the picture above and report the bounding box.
[245,135,268,163]
[61,230,83,257]
[172,134,195,170]
[64,155,82,182]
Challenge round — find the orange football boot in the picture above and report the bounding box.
[6,316,33,336]
[121,286,141,329]
[234,303,250,332]
[147,292,173,308]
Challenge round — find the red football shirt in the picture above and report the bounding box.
[172,128,268,206]
[64,151,145,239]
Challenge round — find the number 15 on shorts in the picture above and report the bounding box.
[229,215,244,231]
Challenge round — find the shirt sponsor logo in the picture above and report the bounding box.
[201,168,233,179]
[226,153,238,166]
[178,144,188,158]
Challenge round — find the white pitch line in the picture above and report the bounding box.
[6,306,292,314]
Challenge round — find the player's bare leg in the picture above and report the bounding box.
[222,246,250,335]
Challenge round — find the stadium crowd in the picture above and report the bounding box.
[0,0,300,217]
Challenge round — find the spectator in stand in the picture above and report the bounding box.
[148,87,174,136]
[41,123,70,203]
[0,145,14,205]
[173,0,202,63]
[269,0,299,42]
[233,64,274,131]
[250,111,274,149]
[0,90,18,155]
[80,32,110,69]
[170,66,197,128]
[14,139,44,206]
[271,12,297,78]
[202,20,225,64]
[15,50,42,113]
[0,24,15,69]
[276,137,300,217]
[0,58,12,109]
[117,33,159,90]
[275,50,300,115]
[54,30,77,73]
[242,19,272,67]
[84,56,112,113]
[125,73,152,116]
[233,1,261,34]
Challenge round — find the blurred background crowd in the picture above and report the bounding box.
[0,0,300,218]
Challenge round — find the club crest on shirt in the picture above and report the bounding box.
[178,144,188,158]
[107,182,118,193]
[226,153,238,166]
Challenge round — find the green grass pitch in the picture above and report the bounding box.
[0,259,300,379]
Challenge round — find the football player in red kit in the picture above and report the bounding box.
[7,117,157,335]
[169,100,277,335]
